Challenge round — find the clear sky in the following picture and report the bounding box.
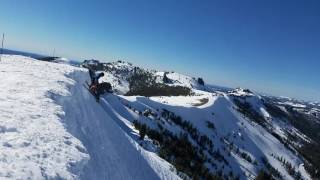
[0,0,319,101]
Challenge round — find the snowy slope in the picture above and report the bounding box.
[0,55,179,180]
[91,61,207,94]
[154,71,202,89]
[0,55,315,180]
[82,59,315,180]
[101,92,311,180]
[0,55,88,179]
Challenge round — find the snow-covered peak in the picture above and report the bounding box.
[83,60,207,94]
[83,59,100,65]
[109,60,134,68]
[156,71,202,89]
[228,87,256,97]
[278,101,307,108]
[97,60,135,73]
[1,55,316,180]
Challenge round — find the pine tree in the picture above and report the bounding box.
[255,170,271,180]
[139,124,147,140]
[197,77,205,86]
[163,72,171,83]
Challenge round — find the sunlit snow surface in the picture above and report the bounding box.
[0,55,88,179]
[0,55,179,180]
[0,55,312,180]
[108,93,311,180]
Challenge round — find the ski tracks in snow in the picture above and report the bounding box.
[0,56,88,179]
[0,55,164,180]
[56,68,162,180]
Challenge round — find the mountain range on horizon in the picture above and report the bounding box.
[1,1,319,179]
[1,54,319,179]
[1,48,318,103]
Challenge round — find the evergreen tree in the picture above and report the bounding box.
[197,77,205,86]
[163,72,171,83]
[255,170,271,180]
[139,124,147,140]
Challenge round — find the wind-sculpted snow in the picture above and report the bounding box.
[0,55,88,179]
[0,55,174,180]
[58,72,174,180]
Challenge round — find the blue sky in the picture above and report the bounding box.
[0,0,319,101]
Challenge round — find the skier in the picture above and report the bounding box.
[89,72,105,101]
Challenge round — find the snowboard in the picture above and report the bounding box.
[83,83,100,102]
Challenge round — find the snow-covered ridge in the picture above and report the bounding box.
[0,55,316,180]
[108,91,311,179]
[81,59,317,180]
[0,55,89,179]
[82,60,207,94]
[0,55,179,180]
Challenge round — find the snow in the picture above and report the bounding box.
[0,55,88,179]
[299,164,312,180]
[228,88,254,97]
[0,55,179,180]
[58,76,161,180]
[145,92,215,108]
[105,91,311,179]
[0,55,313,180]
[100,71,130,94]
[278,101,307,108]
[162,72,198,88]
[95,61,313,180]
[96,61,312,179]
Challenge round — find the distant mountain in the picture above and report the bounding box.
[0,55,320,180]
[1,48,46,59]
[81,59,319,180]
[82,60,223,95]
[1,55,318,180]
[1,48,80,66]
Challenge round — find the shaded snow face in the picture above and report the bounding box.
[0,55,89,179]
[101,92,311,180]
